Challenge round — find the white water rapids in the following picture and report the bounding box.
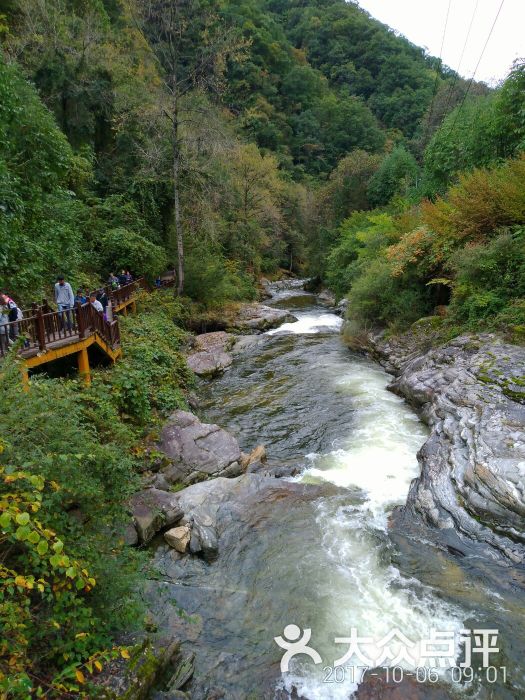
[268,304,465,699]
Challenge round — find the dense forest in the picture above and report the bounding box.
[1,0,525,696]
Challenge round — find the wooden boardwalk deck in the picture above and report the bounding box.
[1,278,145,384]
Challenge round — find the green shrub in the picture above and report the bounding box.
[112,291,194,420]
[184,244,257,307]
[0,357,142,697]
[98,227,168,280]
[450,228,525,324]
[347,258,432,328]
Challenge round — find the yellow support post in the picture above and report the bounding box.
[77,347,91,386]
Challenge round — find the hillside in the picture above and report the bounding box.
[0,0,482,303]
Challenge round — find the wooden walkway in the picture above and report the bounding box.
[1,278,149,385]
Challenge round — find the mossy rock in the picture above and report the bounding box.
[94,639,180,700]
[411,315,444,330]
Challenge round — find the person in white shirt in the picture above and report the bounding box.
[89,293,104,313]
[54,275,75,330]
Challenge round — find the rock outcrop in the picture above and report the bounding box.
[93,638,191,700]
[231,303,297,332]
[130,488,184,544]
[186,331,233,378]
[366,331,525,570]
[159,410,243,486]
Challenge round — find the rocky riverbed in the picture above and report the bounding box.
[115,287,525,700]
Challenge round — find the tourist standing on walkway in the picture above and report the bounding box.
[74,289,87,305]
[54,275,75,330]
[89,292,104,313]
[0,292,22,340]
[0,300,10,352]
[108,273,119,289]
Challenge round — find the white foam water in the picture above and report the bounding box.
[273,324,464,699]
[267,311,343,335]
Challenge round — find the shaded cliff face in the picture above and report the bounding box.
[366,331,525,577]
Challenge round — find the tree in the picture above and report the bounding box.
[321,149,382,224]
[367,145,419,207]
[227,143,283,270]
[131,0,242,294]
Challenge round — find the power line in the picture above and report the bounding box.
[440,0,480,119]
[448,0,505,133]
[424,0,453,140]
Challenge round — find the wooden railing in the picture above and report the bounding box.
[0,275,174,359]
[0,302,120,358]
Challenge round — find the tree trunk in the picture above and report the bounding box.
[173,145,184,296]
[172,95,184,296]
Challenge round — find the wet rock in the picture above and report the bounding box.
[186,331,234,377]
[187,351,232,377]
[130,489,184,544]
[335,298,348,317]
[245,461,300,478]
[159,410,243,485]
[93,638,180,699]
[192,518,219,561]
[164,525,191,553]
[259,277,273,299]
[318,289,336,306]
[367,331,525,569]
[356,668,452,699]
[231,334,264,354]
[165,651,195,691]
[240,444,267,469]
[232,303,297,332]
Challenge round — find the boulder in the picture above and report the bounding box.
[159,410,243,485]
[93,638,180,700]
[186,351,232,377]
[186,331,234,378]
[367,331,525,570]
[231,303,297,332]
[317,288,336,306]
[130,488,184,544]
[334,298,348,317]
[164,525,191,553]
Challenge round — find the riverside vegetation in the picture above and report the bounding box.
[1,0,525,697]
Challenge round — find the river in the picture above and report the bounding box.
[147,283,519,699]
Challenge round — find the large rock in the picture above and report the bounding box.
[164,525,191,553]
[231,303,297,332]
[159,410,243,485]
[130,488,184,544]
[93,638,180,699]
[367,331,525,569]
[186,332,234,377]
